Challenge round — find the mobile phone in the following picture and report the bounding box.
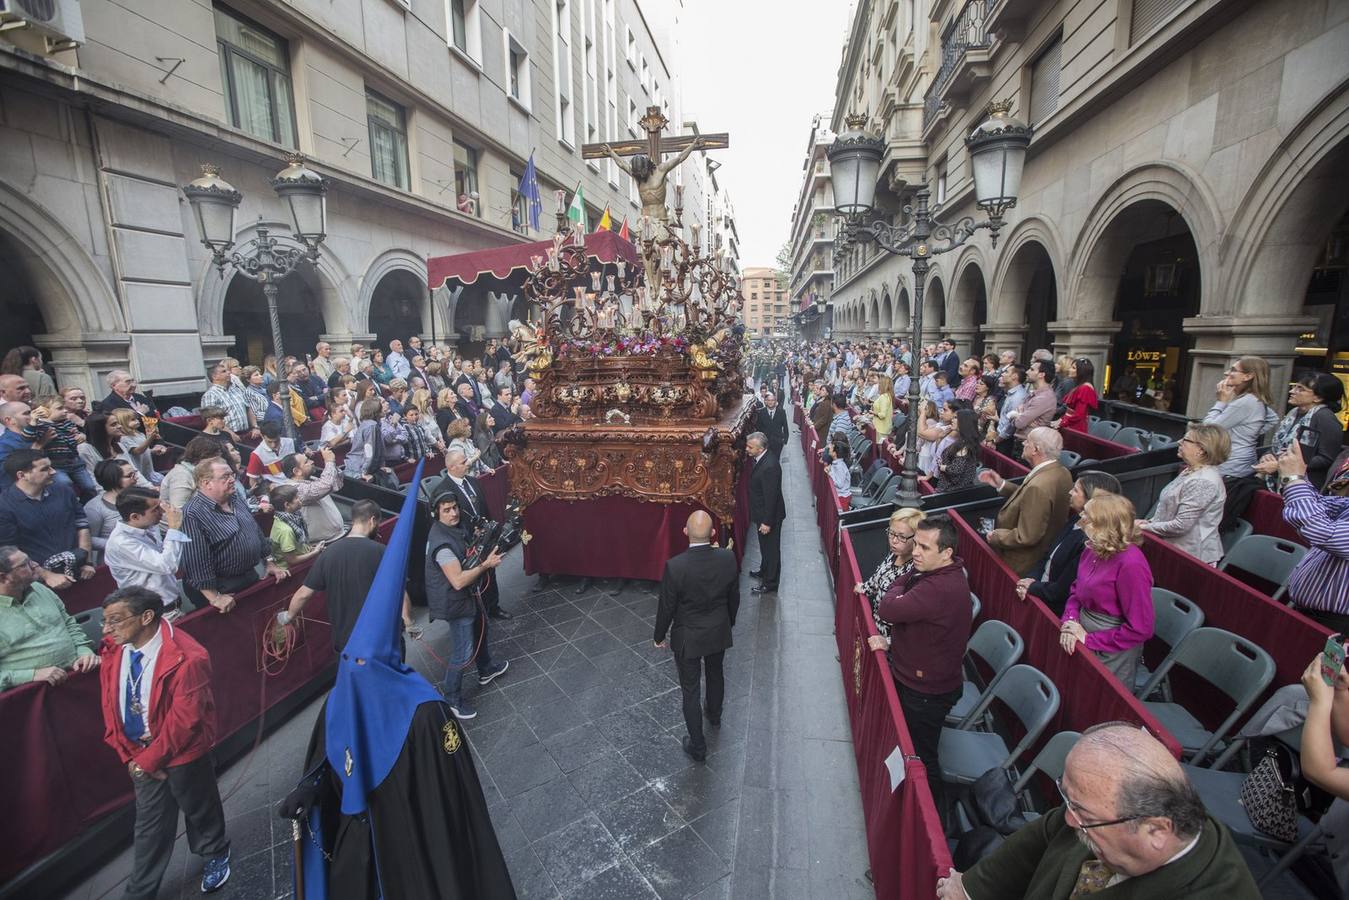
[1321,633,1346,686]
[1297,426,1320,449]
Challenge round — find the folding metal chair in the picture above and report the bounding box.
[945,619,1023,727]
[938,664,1061,785]
[1218,535,1308,602]
[1134,588,1206,701]
[1138,627,1276,766]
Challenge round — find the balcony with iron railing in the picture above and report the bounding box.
[922,0,995,133]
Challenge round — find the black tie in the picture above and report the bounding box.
[461,479,478,515]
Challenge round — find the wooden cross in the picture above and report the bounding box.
[582,106,729,162]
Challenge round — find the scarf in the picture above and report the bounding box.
[276,508,309,547]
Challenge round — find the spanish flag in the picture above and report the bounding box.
[598,207,613,231]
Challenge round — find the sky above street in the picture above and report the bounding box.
[679,0,855,269]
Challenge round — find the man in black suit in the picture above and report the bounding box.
[453,381,480,422]
[489,386,521,435]
[430,449,512,620]
[936,339,962,385]
[754,391,789,460]
[747,431,786,595]
[654,510,739,762]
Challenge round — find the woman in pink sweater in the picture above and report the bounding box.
[1060,492,1155,686]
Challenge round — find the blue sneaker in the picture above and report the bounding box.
[449,701,477,720]
[201,851,230,893]
[478,659,509,686]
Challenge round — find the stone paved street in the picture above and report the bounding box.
[60,433,874,900]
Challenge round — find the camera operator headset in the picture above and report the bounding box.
[425,493,505,673]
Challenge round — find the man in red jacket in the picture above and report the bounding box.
[99,586,231,898]
[876,514,973,824]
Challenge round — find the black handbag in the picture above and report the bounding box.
[1239,746,1299,843]
[969,766,1031,836]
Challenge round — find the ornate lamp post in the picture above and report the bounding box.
[828,101,1030,508]
[182,154,330,444]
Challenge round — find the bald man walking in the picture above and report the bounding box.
[654,511,740,763]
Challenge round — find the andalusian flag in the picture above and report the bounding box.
[618,217,630,241]
[598,207,613,231]
[566,183,585,225]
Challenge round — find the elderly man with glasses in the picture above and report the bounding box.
[0,544,98,689]
[937,722,1259,899]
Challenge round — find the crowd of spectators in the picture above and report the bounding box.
[0,335,530,693]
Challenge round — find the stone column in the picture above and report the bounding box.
[981,323,1028,360]
[1181,315,1317,419]
[1048,319,1119,383]
[40,336,131,400]
[944,327,981,359]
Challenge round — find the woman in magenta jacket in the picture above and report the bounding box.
[1060,492,1155,686]
[1053,357,1099,433]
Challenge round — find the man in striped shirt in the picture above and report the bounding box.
[1281,442,1349,632]
[200,364,259,439]
[180,459,287,613]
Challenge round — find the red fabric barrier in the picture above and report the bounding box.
[1243,489,1305,546]
[835,535,953,899]
[0,518,400,883]
[805,429,841,568]
[1062,429,1137,461]
[979,444,1030,480]
[952,514,1183,758]
[1140,533,1328,693]
[58,566,119,615]
[521,492,747,581]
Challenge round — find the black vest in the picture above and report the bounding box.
[424,519,474,621]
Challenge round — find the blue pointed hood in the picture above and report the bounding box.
[325,459,442,814]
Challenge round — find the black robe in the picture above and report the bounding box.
[299,701,516,900]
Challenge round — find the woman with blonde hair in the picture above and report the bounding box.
[408,388,442,449]
[1060,492,1155,684]
[1203,355,1277,479]
[110,408,166,485]
[444,417,484,473]
[870,374,894,441]
[1054,355,1075,404]
[855,506,926,651]
[1139,423,1229,565]
[914,399,946,477]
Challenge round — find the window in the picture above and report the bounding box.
[625,26,635,66]
[504,31,530,107]
[935,158,947,205]
[452,140,479,216]
[627,97,638,137]
[552,0,575,146]
[214,4,297,148]
[366,89,410,190]
[446,0,482,63]
[640,55,650,93]
[582,0,597,154]
[1028,33,1062,124]
[1130,0,1187,43]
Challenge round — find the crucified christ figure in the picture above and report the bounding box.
[602,140,704,224]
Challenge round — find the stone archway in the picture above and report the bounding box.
[989,217,1065,359]
[0,181,127,393]
[222,265,329,368]
[196,220,356,361]
[922,275,946,348]
[951,249,989,358]
[358,250,430,345]
[895,285,911,333]
[868,290,881,333]
[880,287,894,333]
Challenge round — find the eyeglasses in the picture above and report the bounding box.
[1289,385,1313,393]
[886,530,915,542]
[1056,779,1145,830]
[102,613,142,628]
[1178,436,1198,445]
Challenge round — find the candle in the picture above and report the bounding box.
[547,247,559,271]
[555,190,567,215]
[591,271,602,292]
[616,259,627,279]
[530,254,544,271]
[607,275,616,292]
[674,184,684,209]
[690,223,701,250]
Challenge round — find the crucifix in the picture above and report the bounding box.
[582,106,729,224]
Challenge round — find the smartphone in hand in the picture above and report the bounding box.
[1321,633,1346,687]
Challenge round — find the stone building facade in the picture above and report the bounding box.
[806,0,1349,417]
[785,115,838,337]
[0,0,735,399]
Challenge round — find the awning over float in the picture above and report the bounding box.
[427,229,641,288]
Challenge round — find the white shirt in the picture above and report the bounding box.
[449,474,480,516]
[105,521,190,606]
[118,624,165,734]
[387,351,412,380]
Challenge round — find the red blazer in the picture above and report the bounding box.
[99,621,217,773]
[1060,383,1099,433]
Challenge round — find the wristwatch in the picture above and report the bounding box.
[1280,474,1307,488]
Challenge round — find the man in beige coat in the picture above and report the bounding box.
[977,427,1072,576]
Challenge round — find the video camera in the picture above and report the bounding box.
[462,499,524,568]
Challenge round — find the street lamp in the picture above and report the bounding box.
[183,154,330,445]
[827,101,1030,508]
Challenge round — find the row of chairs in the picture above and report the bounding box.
[1087,417,1179,451]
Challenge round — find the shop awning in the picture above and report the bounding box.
[427,229,641,288]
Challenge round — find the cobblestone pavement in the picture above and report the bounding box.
[61,435,873,900]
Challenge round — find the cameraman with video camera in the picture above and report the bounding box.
[432,449,513,620]
[426,493,509,720]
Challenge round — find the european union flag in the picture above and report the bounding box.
[518,152,542,232]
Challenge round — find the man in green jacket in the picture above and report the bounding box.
[937,722,1260,899]
[0,544,98,689]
